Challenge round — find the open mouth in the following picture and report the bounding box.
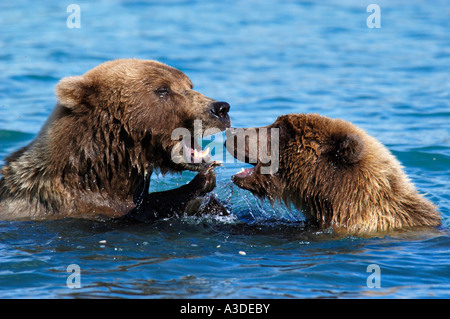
[232,161,261,181]
[182,137,211,164]
[171,137,213,171]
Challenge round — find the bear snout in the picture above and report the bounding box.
[210,101,231,127]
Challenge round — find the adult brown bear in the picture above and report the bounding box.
[0,59,230,221]
[226,113,441,235]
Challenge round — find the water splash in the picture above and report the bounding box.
[232,186,305,225]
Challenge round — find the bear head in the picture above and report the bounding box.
[226,113,440,234]
[54,59,230,176]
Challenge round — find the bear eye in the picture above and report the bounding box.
[155,87,171,98]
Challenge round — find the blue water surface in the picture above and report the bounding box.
[0,0,449,298]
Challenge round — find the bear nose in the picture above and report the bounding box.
[211,101,230,118]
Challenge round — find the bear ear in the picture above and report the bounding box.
[55,76,94,108]
[328,132,365,166]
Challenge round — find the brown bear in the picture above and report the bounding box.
[0,59,230,221]
[226,113,441,235]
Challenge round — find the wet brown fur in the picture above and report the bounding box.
[0,59,229,220]
[230,113,441,235]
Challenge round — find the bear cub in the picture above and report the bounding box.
[226,113,441,235]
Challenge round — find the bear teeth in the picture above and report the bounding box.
[193,147,210,159]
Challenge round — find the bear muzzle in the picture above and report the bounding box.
[209,101,231,129]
